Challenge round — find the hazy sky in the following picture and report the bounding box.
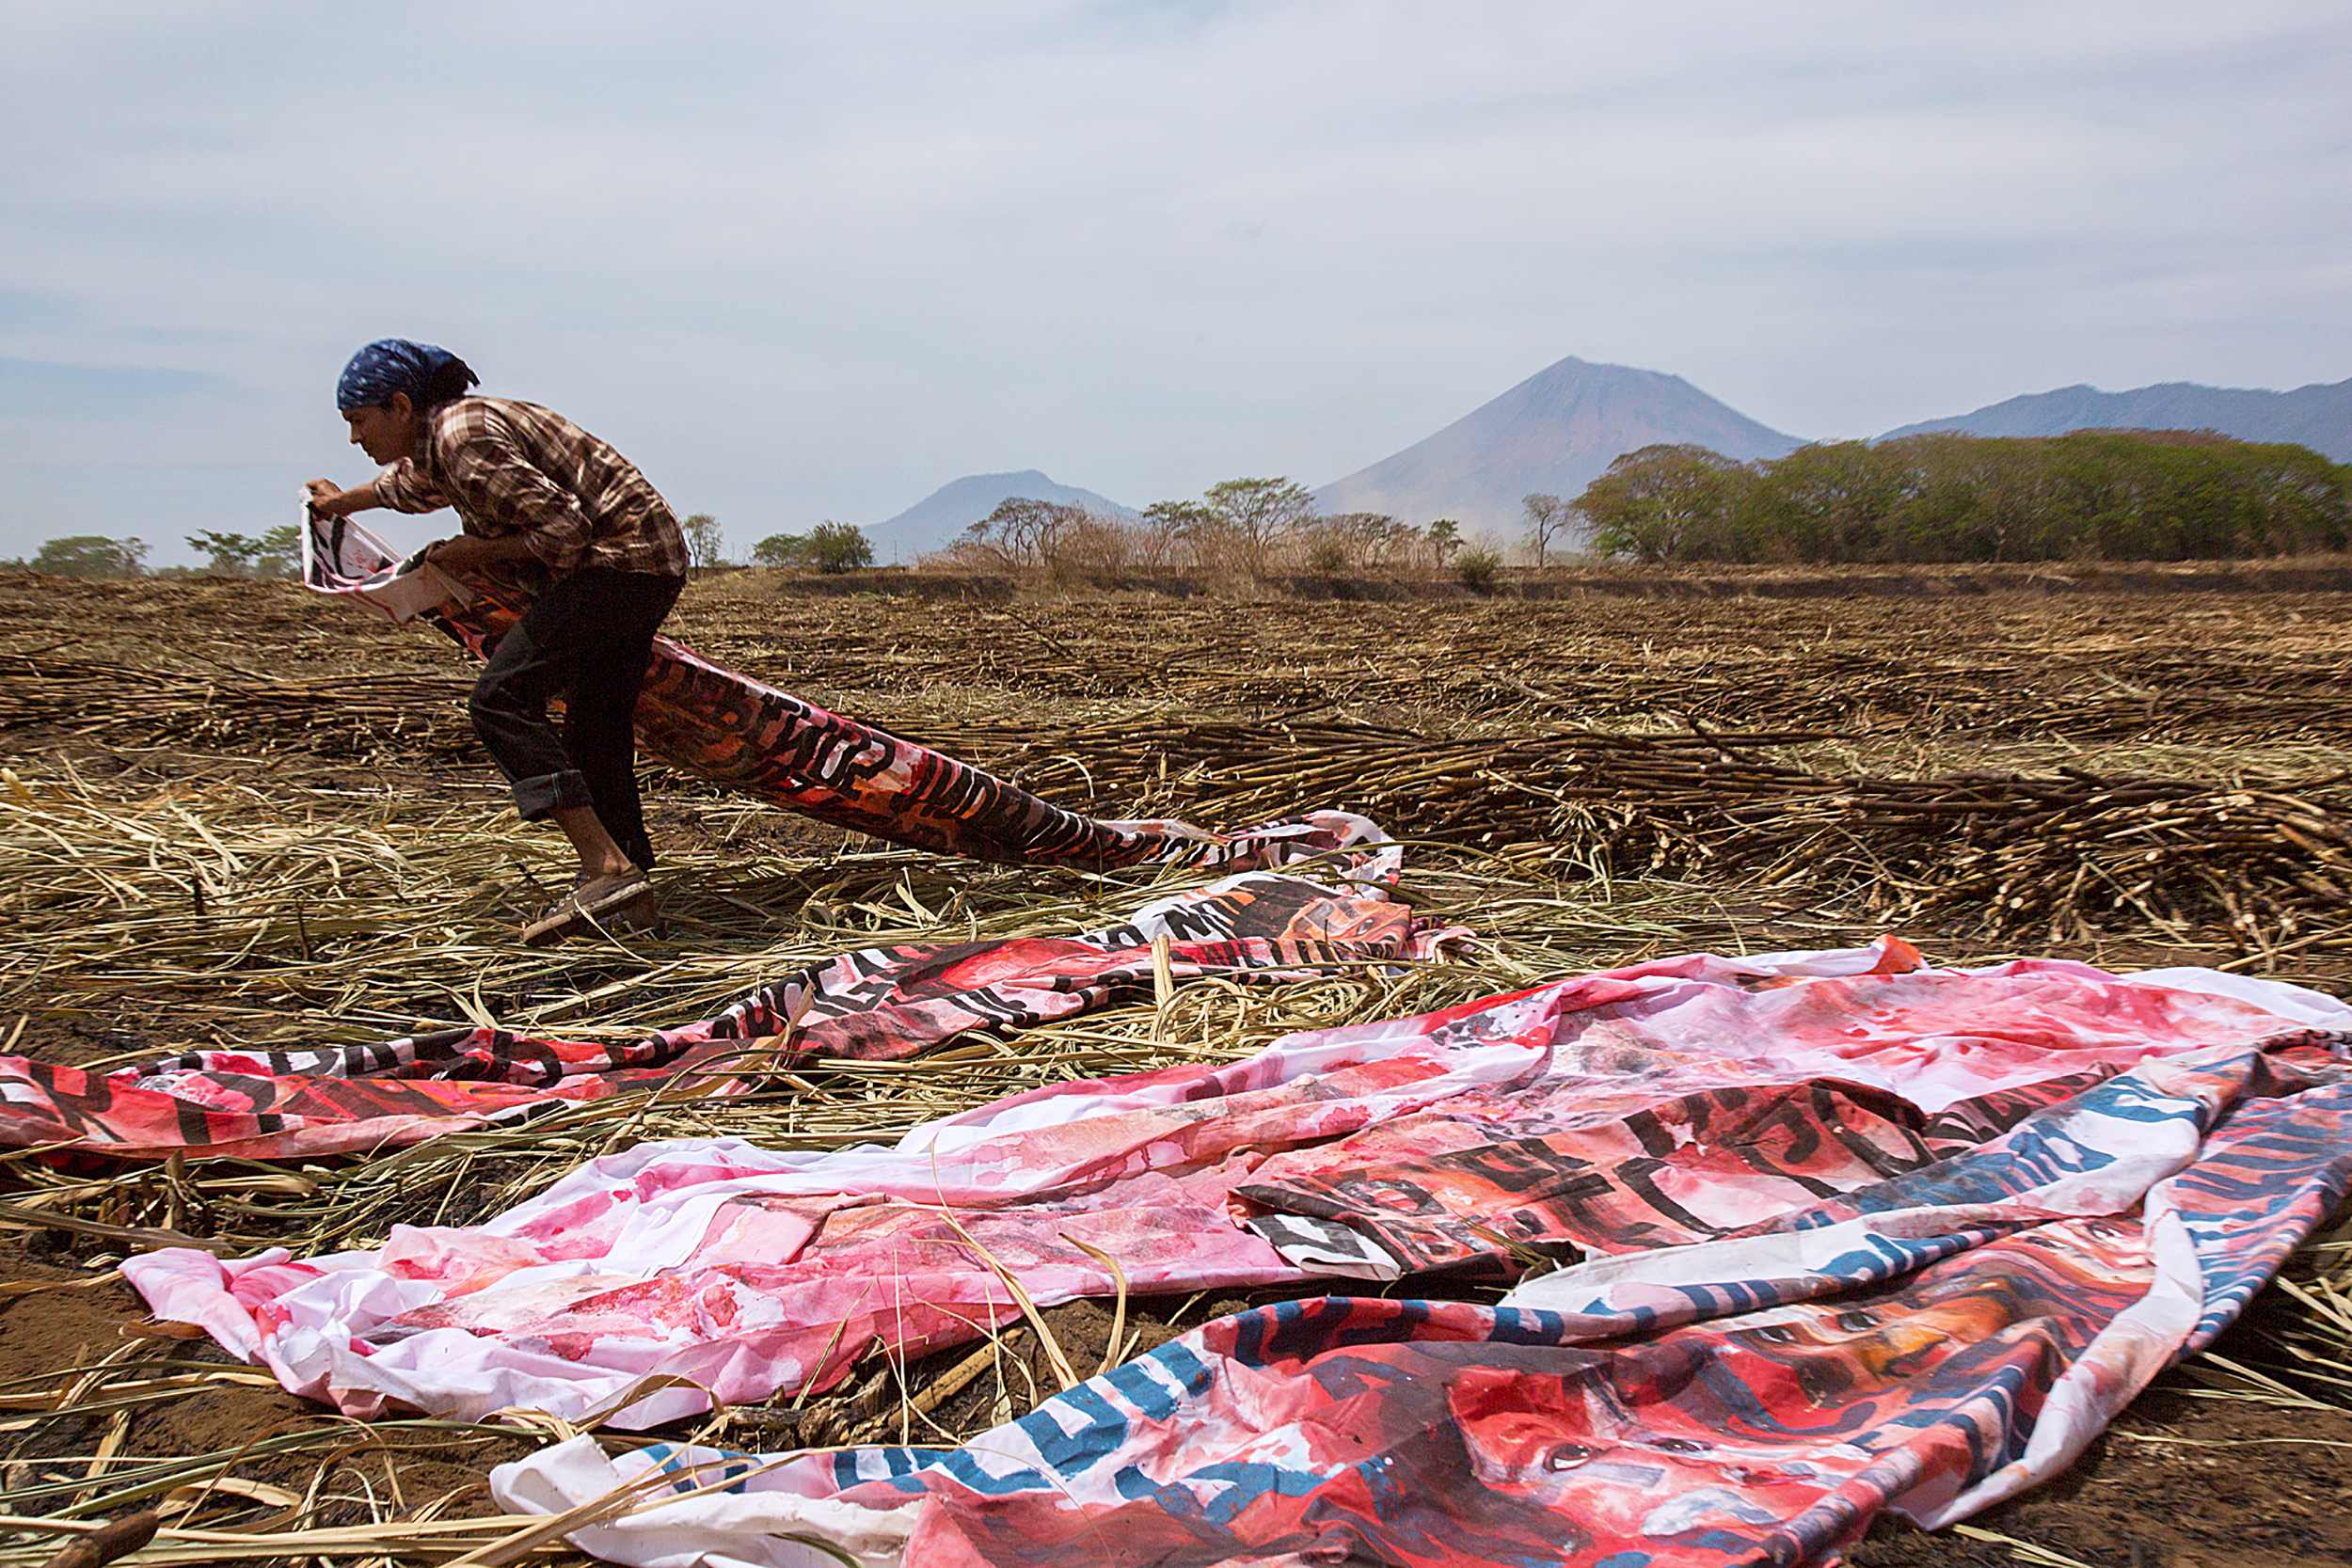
[4,1,2347,563]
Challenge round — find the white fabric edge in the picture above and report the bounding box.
[1902,1190,2205,1528]
[490,1433,913,1568]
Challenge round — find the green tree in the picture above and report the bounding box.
[1454,544,1503,591]
[1642,430,2352,566]
[255,524,301,580]
[1139,499,1215,572]
[1572,447,1755,562]
[186,531,265,577]
[1740,442,1902,562]
[1140,499,1215,533]
[683,513,725,568]
[752,531,807,568]
[1203,477,1314,542]
[2242,441,2352,554]
[1867,433,2047,562]
[805,521,873,573]
[1425,519,1462,565]
[753,524,870,572]
[1302,534,1351,576]
[30,536,148,578]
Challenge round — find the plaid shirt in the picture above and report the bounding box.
[373,397,690,578]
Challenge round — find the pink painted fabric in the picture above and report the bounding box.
[480,961,2352,1568]
[125,943,2346,1451]
[3,856,1443,1160]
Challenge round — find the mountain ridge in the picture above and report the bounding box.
[1877,377,2352,461]
[1312,356,1805,534]
[861,368,2348,565]
[868,469,1136,562]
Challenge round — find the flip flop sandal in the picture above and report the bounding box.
[521,871,656,947]
[575,869,663,933]
[586,866,662,932]
[602,883,665,937]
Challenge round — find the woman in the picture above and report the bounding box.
[305,339,691,944]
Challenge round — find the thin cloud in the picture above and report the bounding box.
[0,1,2345,561]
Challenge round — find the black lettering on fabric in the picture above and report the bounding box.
[1442,1140,1612,1202]
[1623,1111,1680,1159]
[1613,1156,1716,1235]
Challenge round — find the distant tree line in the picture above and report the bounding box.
[930,478,1495,587]
[12,535,151,578]
[629,485,1498,585]
[185,528,302,578]
[753,521,874,573]
[7,526,305,579]
[1570,431,2351,565]
[8,482,1517,591]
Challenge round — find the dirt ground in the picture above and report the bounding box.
[0,1239,543,1531]
[6,563,2352,1566]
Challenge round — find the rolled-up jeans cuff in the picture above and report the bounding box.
[513,768,594,821]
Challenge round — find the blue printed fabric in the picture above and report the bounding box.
[476,974,2352,1568]
[336,338,471,410]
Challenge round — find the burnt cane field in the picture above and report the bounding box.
[5,560,2352,1567]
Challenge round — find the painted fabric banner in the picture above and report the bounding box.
[5,518,1434,1160]
[0,858,1448,1160]
[486,1025,2352,1568]
[299,512,1328,871]
[123,945,2350,1469]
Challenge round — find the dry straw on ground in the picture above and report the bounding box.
[8,566,2352,1567]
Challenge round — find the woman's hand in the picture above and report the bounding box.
[306,479,373,518]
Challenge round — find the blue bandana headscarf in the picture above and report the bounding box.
[336,339,477,411]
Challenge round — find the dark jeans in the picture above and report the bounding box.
[469,567,685,869]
